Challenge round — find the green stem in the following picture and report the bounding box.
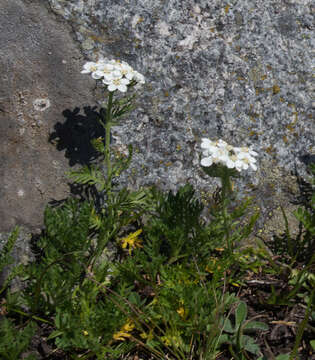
[105,91,114,189]
[10,308,53,325]
[221,170,233,253]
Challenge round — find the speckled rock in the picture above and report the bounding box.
[0,0,96,232]
[47,0,314,234]
[1,0,314,239]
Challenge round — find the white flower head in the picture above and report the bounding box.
[104,77,130,93]
[133,71,145,85]
[82,58,145,92]
[200,138,258,172]
[92,63,116,79]
[115,62,135,80]
[81,62,99,74]
[201,138,214,149]
[200,156,213,167]
[234,146,258,158]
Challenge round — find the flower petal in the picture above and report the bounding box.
[201,157,213,167]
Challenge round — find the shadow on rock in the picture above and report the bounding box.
[48,182,101,208]
[49,106,105,166]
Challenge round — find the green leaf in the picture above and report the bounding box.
[242,335,260,355]
[275,354,290,360]
[223,318,235,333]
[235,301,247,329]
[25,355,38,360]
[47,330,64,341]
[216,333,231,345]
[67,165,106,190]
[0,319,36,360]
[128,292,141,306]
[0,226,19,273]
[91,137,105,153]
[243,321,268,331]
[202,163,239,179]
[310,340,315,350]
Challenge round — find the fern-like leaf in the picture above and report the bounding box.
[67,165,106,190]
[0,226,19,273]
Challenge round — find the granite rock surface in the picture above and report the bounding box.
[48,0,314,235]
[1,0,314,239]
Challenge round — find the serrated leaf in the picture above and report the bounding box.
[0,226,19,273]
[67,165,106,189]
[89,209,102,230]
[91,137,105,153]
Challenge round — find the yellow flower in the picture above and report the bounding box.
[82,330,89,336]
[120,229,143,254]
[161,336,171,346]
[113,320,135,341]
[113,330,131,341]
[122,319,135,332]
[161,334,182,348]
[177,307,187,319]
[140,329,154,340]
[215,247,225,252]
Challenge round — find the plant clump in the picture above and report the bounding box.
[0,57,314,360]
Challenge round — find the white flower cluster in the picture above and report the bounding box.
[201,138,258,172]
[81,59,145,93]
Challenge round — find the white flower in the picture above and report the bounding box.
[104,77,130,93]
[97,57,108,65]
[201,156,213,167]
[227,154,246,171]
[237,152,257,171]
[216,139,229,148]
[201,138,217,157]
[234,147,257,171]
[201,138,214,149]
[200,138,258,172]
[225,154,237,169]
[201,138,229,162]
[115,62,135,80]
[133,71,145,85]
[108,59,121,66]
[92,63,116,79]
[234,146,258,158]
[81,62,99,74]
[82,58,145,92]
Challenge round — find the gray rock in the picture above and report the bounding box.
[47,0,314,236]
[0,0,95,232]
[1,0,314,242]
